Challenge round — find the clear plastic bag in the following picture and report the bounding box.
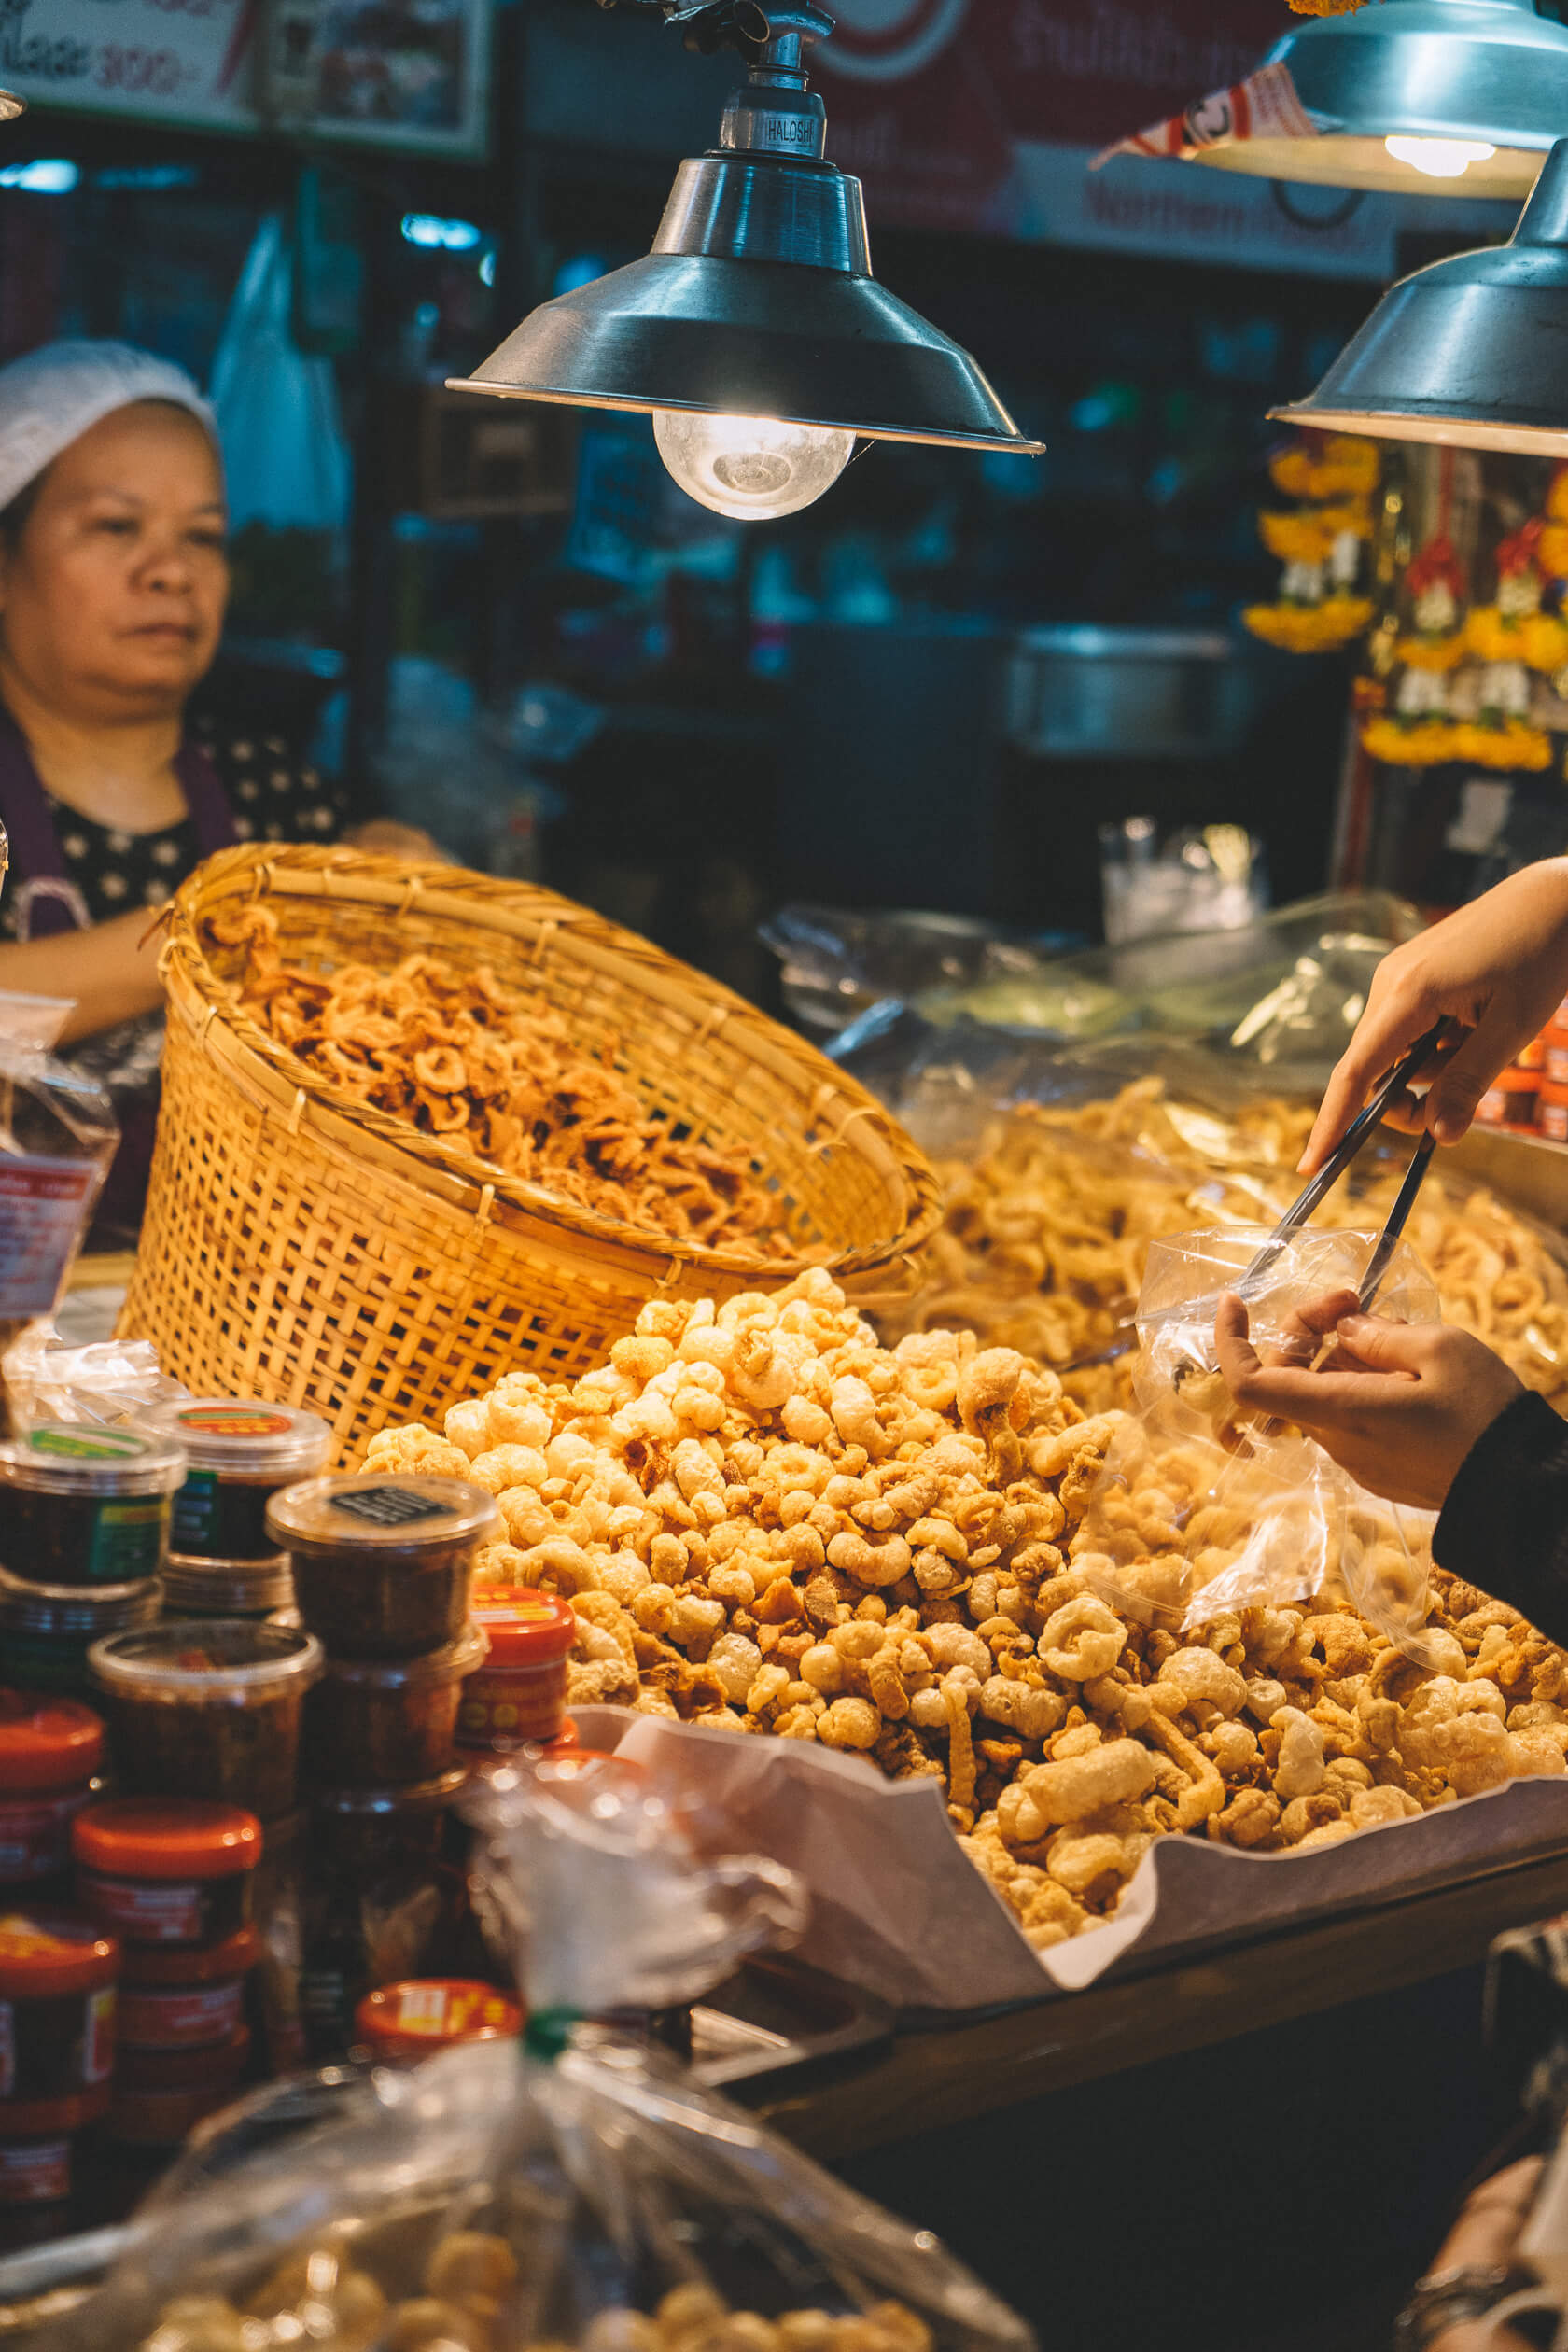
[1071,1225,1444,1659]
[45,1757,1033,2352]
[0,1325,185,1429]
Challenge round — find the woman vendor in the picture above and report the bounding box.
[1212,857,1568,1640]
[0,338,424,1238]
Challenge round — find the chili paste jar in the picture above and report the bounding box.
[88,1621,324,1821]
[147,1402,333,1563]
[117,1923,259,2052]
[0,1914,118,2104]
[0,1690,105,1886]
[354,1979,522,2065]
[0,1425,186,1588]
[299,1771,469,2063]
[0,1568,161,1701]
[267,1477,499,1659]
[0,2084,109,2221]
[459,1590,575,1753]
[303,1625,486,1786]
[74,1797,262,1946]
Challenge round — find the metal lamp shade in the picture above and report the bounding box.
[1195,0,1568,198]
[1274,136,1568,455]
[454,253,1036,449]
[451,144,1040,452]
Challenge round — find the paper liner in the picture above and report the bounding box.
[572,1707,1568,2009]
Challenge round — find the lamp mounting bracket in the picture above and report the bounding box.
[592,0,833,76]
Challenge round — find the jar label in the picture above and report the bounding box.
[0,2136,69,2203]
[329,1486,448,1529]
[119,1981,243,2047]
[172,1470,219,1550]
[86,1500,166,1583]
[27,1425,146,1460]
[0,1157,102,1321]
[78,1869,202,1941]
[177,1408,293,1438]
[85,1985,116,2081]
[0,1789,86,1880]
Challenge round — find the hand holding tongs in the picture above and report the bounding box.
[1233,1018,1449,1316]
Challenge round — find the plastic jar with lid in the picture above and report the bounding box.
[106,2042,248,2146]
[118,1923,259,2052]
[146,1402,334,1563]
[266,1477,499,1659]
[0,1424,187,1588]
[1542,1079,1568,1142]
[0,1914,118,2104]
[354,1979,522,2065]
[89,1621,324,1821]
[0,2084,109,2219]
[115,2021,250,2098]
[1545,1034,1568,1085]
[458,1590,576,1753]
[0,1689,105,1885]
[1477,1066,1541,1128]
[301,1772,470,2062]
[304,1625,486,1787]
[74,1797,262,1946]
[0,1567,160,1701]
[160,1553,294,1622]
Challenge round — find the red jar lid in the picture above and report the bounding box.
[469,1589,576,1668]
[355,1979,523,2063]
[0,1913,118,1999]
[119,1923,260,1990]
[0,2082,110,2139]
[0,1692,104,1793]
[73,1799,262,1881]
[115,2023,250,2094]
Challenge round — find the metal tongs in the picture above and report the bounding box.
[1236,1016,1449,1320]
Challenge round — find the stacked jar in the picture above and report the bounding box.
[0,1423,183,1698]
[264,1475,501,2056]
[461,1590,578,1760]
[73,1798,261,2149]
[0,1690,106,1899]
[1541,996,1568,1141]
[142,1398,333,1626]
[0,1911,118,2248]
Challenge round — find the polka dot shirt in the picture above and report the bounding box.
[0,726,345,943]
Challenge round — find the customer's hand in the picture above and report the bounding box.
[1213,1287,1523,1510]
[1416,2155,1545,2352]
[1300,859,1568,1173]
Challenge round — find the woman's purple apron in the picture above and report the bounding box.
[0,712,237,1236]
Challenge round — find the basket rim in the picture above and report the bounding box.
[159,845,944,1281]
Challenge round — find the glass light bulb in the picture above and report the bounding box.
[1383,135,1497,179]
[652,411,854,522]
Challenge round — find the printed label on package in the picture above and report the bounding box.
[172,1469,218,1550]
[86,1499,166,1584]
[328,1485,450,1529]
[0,1155,100,1319]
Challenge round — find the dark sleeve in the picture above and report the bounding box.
[1434,1389,1568,1644]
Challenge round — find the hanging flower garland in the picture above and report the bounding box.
[1242,432,1378,652]
[1360,530,1468,766]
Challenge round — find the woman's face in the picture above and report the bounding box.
[0,399,228,721]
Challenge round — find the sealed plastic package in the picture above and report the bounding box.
[1071,1224,1445,1663]
[42,1757,1034,2352]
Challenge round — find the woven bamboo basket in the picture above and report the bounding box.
[119,847,942,1462]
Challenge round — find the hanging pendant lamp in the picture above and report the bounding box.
[1186,0,1568,199]
[447,4,1041,523]
[1274,134,1568,455]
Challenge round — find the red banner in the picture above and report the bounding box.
[818,0,1295,232]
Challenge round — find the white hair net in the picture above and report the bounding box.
[0,338,216,516]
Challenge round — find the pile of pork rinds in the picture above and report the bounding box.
[884,1078,1568,1420]
[366,1268,1568,1951]
[203,904,790,1257]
